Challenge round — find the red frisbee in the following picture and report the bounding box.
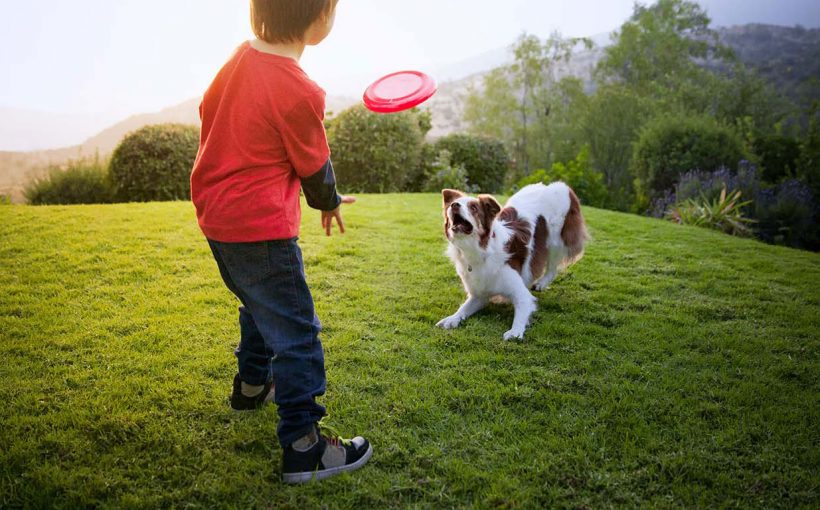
[363,70,437,113]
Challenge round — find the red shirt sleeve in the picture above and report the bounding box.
[280,91,330,178]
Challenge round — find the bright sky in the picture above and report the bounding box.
[1,0,819,119]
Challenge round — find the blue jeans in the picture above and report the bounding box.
[208,238,326,447]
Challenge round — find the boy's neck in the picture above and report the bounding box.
[250,38,305,62]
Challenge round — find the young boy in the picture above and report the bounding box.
[190,0,371,484]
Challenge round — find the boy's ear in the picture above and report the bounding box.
[478,194,501,220]
[442,189,464,208]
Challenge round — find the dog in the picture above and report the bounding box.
[436,182,588,340]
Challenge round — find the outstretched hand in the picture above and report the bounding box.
[321,195,356,236]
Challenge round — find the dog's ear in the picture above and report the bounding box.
[478,194,501,222]
[442,189,465,208]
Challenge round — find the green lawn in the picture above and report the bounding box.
[1,194,818,509]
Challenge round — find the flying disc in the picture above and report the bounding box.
[363,70,437,113]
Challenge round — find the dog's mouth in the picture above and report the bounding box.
[451,211,474,235]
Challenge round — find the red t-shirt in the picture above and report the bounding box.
[191,42,330,242]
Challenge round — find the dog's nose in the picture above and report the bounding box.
[451,202,460,210]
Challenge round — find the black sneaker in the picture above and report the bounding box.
[282,423,373,484]
[230,373,275,411]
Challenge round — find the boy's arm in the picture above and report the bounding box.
[300,159,342,211]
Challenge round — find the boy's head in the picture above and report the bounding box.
[251,0,338,46]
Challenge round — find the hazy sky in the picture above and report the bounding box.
[1,0,819,120]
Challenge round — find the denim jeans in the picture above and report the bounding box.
[207,238,326,447]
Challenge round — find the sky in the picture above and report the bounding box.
[1,0,819,123]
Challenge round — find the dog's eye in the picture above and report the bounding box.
[470,204,478,212]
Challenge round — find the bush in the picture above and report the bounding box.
[513,147,608,207]
[109,124,200,202]
[24,157,114,205]
[327,105,424,193]
[422,150,475,193]
[433,134,509,193]
[0,194,11,205]
[753,134,801,183]
[666,187,755,237]
[650,164,818,250]
[755,179,818,250]
[631,114,748,201]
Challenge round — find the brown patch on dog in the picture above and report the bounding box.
[560,188,589,265]
[442,189,465,238]
[499,207,532,274]
[476,194,501,248]
[529,215,549,279]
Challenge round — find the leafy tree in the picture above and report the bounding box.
[514,146,608,208]
[464,32,590,179]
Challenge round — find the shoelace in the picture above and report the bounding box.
[317,420,351,447]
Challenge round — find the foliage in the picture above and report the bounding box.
[24,156,114,205]
[596,0,733,99]
[753,134,802,183]
[796,102,820,199]
[109,124,200,202]
[433,134,509,193]
[666,186,755,237]
[465,32,591,178]
[327,105,424,193]
[580,84,657,211]
[755,179,819,250]
[1,197,818,508]
[0,195,11,206]
[422,150,474,193]
[651,164,818,250]
[514,147,607,208]
[631,114,748,201]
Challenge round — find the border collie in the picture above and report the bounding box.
[437,182,589,340]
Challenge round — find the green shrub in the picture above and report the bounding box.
[753,134,801,183]
[327,105,424,193]
[24,157,114,205]
[433,134,509,193]
[423,150,475,193]
[666,187,755,237]
[109,124,199,202]
[514,147,608,207]
[631,114,748,201]
[0,194,11,205]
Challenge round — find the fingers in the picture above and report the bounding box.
[335,210,345,234]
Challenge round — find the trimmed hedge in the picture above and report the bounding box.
[631,114,748,199]
[327,105,424,193]
[109,124,200,202]
[433,134,509,193]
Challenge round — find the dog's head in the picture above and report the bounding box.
[442,189,502,245]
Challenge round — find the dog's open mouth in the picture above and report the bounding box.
[451,212,474,235]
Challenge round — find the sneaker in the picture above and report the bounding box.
[230,373,275,411]
[282,423,373,484]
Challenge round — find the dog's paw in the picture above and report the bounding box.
[436,315,462,330]
[503,327,526,341]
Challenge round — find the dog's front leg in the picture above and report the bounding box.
[436,295,488,330]
[503,277,538,341]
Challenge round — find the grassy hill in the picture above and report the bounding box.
[0,195,817,508]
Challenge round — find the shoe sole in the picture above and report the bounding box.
[282,444,373,484]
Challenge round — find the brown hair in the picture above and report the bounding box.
[250,0,337,44]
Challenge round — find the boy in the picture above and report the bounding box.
[190,0,371,484]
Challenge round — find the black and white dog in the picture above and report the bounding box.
[437,182,589,340]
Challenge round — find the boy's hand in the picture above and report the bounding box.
[322,195,356,236]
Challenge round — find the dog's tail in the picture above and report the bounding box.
[560,188,589,269]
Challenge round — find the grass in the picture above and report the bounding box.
[0,194,818,509]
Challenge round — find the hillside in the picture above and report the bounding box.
[0,196,817,507]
